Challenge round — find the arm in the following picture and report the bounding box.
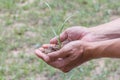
[50,18,120,44]
[35,18,120,73]
[93,38,120,58]
[87,18,120,41]
[35,39,120,72]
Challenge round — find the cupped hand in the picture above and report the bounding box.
[50,26,91,45]
[50,26,111,45]
[35,41,95,73]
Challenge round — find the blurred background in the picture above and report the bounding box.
[0,0,120,80]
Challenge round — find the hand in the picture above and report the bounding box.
[35,19,120,72]
[50,26,114,45]
[35,41,96,72]
[50,26,90,44]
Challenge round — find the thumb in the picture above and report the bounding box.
[50,31,68,44]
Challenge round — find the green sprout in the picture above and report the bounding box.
[44,1,74,48]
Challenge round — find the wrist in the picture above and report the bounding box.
[88,20,120,41]
[85,41,109,59]
[90,39,118,58]
[88,26,117,42]
[82,27,108,42]
[82,42,99,59]
[90,42,105,58]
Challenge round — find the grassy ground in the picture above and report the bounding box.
[0,0,120,80]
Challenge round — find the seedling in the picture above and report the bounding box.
[42,1,74,54]
[51,15,74,48]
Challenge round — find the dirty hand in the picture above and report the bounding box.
[35,41,96,72]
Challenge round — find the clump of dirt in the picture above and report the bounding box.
[42,45,60,54]
[41,40,69,54]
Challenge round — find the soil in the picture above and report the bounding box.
[43,45,60,54]
[42,40,69,54]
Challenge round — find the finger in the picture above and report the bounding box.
[61,60,81,73]
[61,66,73,73]
[61,56,87,73]
[49,57,73,69]
[48,54,79,69]
[39,47,45,52]
[59,54,79,69]
[49,57,75,73]
[48,58,64,68]
[47,49,68,61]
[35,49,50,63]
[50,31,68,44]
[42,44,55,49]
[62,39,70,46]
[48,56,81,73]
[60,50,84,72]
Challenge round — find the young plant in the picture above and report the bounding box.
[51,15,74,49]
[43,1,74,53]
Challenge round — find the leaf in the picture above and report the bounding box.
[51,26,58,37]
[58,14,75,34]
[44,2,52,11]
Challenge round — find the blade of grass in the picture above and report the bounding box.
[58,14,75,34]
[57,14,75,48]
[43,1,75,48]
[51,26,58,37]
[51,26,61,48]
[44,2,52,11]
[43,1,62,48]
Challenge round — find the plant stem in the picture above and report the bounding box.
[44,1,74,48]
